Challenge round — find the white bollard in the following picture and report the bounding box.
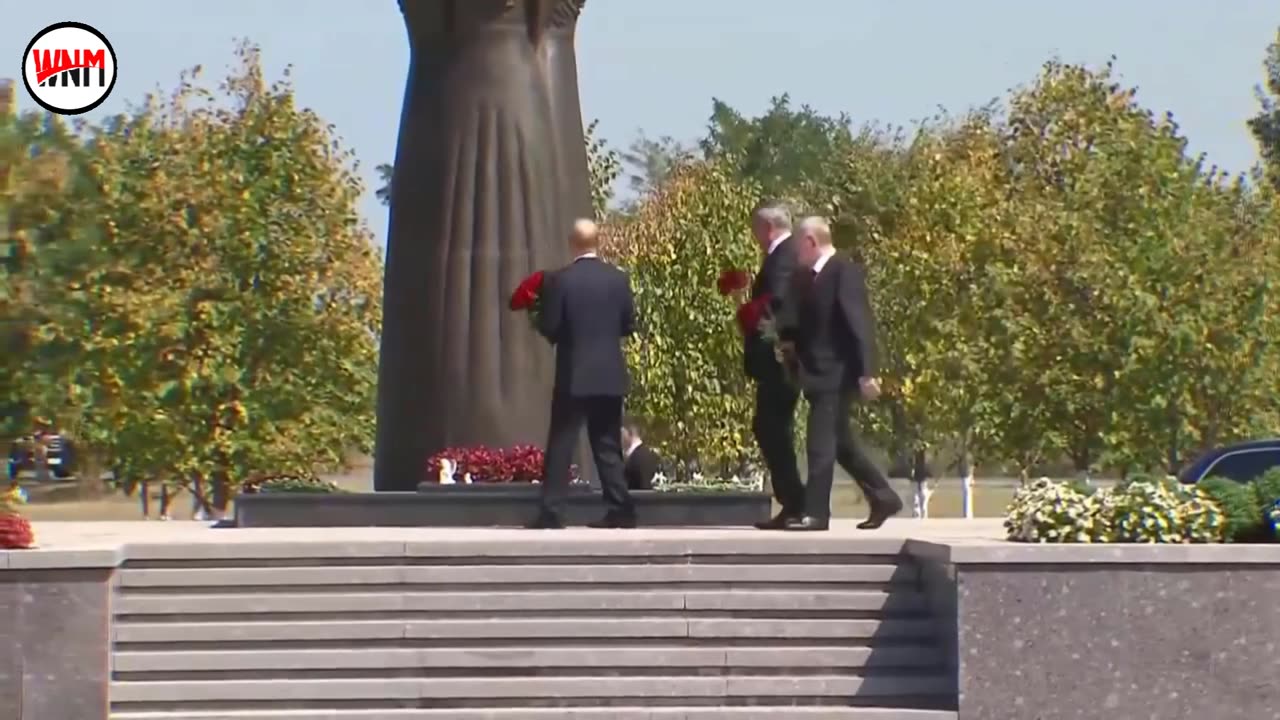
[912,481,932,519]
[960,470,975,519]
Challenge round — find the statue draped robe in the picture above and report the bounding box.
[375,0,591,490]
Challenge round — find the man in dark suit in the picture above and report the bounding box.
[621,419,661,491]
[744,203,806,530]
[529,219,637,529]
[779,217,903,531]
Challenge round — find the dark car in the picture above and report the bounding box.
[1178,438,1280,485]
[7,432,75,481]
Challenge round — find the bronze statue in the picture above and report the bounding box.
[375,0,591,491]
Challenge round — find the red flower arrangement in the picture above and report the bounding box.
[509,271,546,327]
[716,268,752,296]
[736,293,772,336]
[426,444,579,484]
[0,513,34,549]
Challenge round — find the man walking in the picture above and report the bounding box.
[528,219,637,529]
[780,217,902,531]
[744,203,806,530]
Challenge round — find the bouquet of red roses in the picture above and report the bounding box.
[716,269,752,297]
[509,270,546,328]
[718,271,797,387]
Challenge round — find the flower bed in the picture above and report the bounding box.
[1005,469,1280,543]
[653,469,765,493]
[425,444,577,484]
[1,484,35,549]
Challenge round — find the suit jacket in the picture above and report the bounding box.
[779,254,878,394]
[744,236,797,381]
[624,443,660,490]
[538,256,636,397]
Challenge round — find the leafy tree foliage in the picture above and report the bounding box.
[374,163,394,207]
[818,60,1280,479]
[585,119,621,219]
[603,159,761,475]
[0,90,94,439]
[33,43,382,505]
[702,94,860,203]
[619,131,691,198]
[1248,27,1280,191]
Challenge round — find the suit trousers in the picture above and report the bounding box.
[752,374,803,514]
[803,387,898,519]
[540,393,633,520]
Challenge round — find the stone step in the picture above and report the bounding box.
[114,589,928,615]
[117,563,914,588]
[113,645,945,673]
[111,707,957,720]
[113,617,938,644]
[110,674,955,703]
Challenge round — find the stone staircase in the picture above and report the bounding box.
[108,541,957,719]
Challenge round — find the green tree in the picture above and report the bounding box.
[0,87,93,440]
[701,94,860,203]
[40,43,383,508]
[619,131,691,197]
[585,119,621,219]
[374,163,393,207]
[1248,27,1280,191]
[604,158,761,475]
[859,114,1012,490]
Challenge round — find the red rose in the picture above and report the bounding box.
[509,271,546,311]
[717,269,752,296]
[736,294,771,335]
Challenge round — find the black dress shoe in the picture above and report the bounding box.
[784,515,829,532]
[587,514,637,529]
[754,511,801,530]
[857,501,903,530]
[524,513,565,529]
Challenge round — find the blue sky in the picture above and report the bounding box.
[4,0,1276,247]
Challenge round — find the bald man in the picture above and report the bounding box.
[779,217,902,531]
[528,219,638,529]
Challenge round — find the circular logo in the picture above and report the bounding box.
[21,22,117,115]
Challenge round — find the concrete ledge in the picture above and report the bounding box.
[113,645,944,672]
[108,709,957,720]
[234,488,772,528]
[110,674,954,701]
[1,547,122,569]
[906,538,1280,564]
[114,588,926,615]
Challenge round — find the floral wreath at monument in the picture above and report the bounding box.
[0,484,35,549]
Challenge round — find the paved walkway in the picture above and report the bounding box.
[21,518,1007,551]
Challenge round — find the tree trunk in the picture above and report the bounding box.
[74,449,106,500]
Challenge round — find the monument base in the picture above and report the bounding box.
[233,486,771,527]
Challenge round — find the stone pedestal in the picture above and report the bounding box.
[0,560,113,720]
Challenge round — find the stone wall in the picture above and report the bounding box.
[0,564,113,720]
[908,541,1280,720]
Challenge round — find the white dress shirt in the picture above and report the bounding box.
[766,232,791,256]
[812,247,837,274]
